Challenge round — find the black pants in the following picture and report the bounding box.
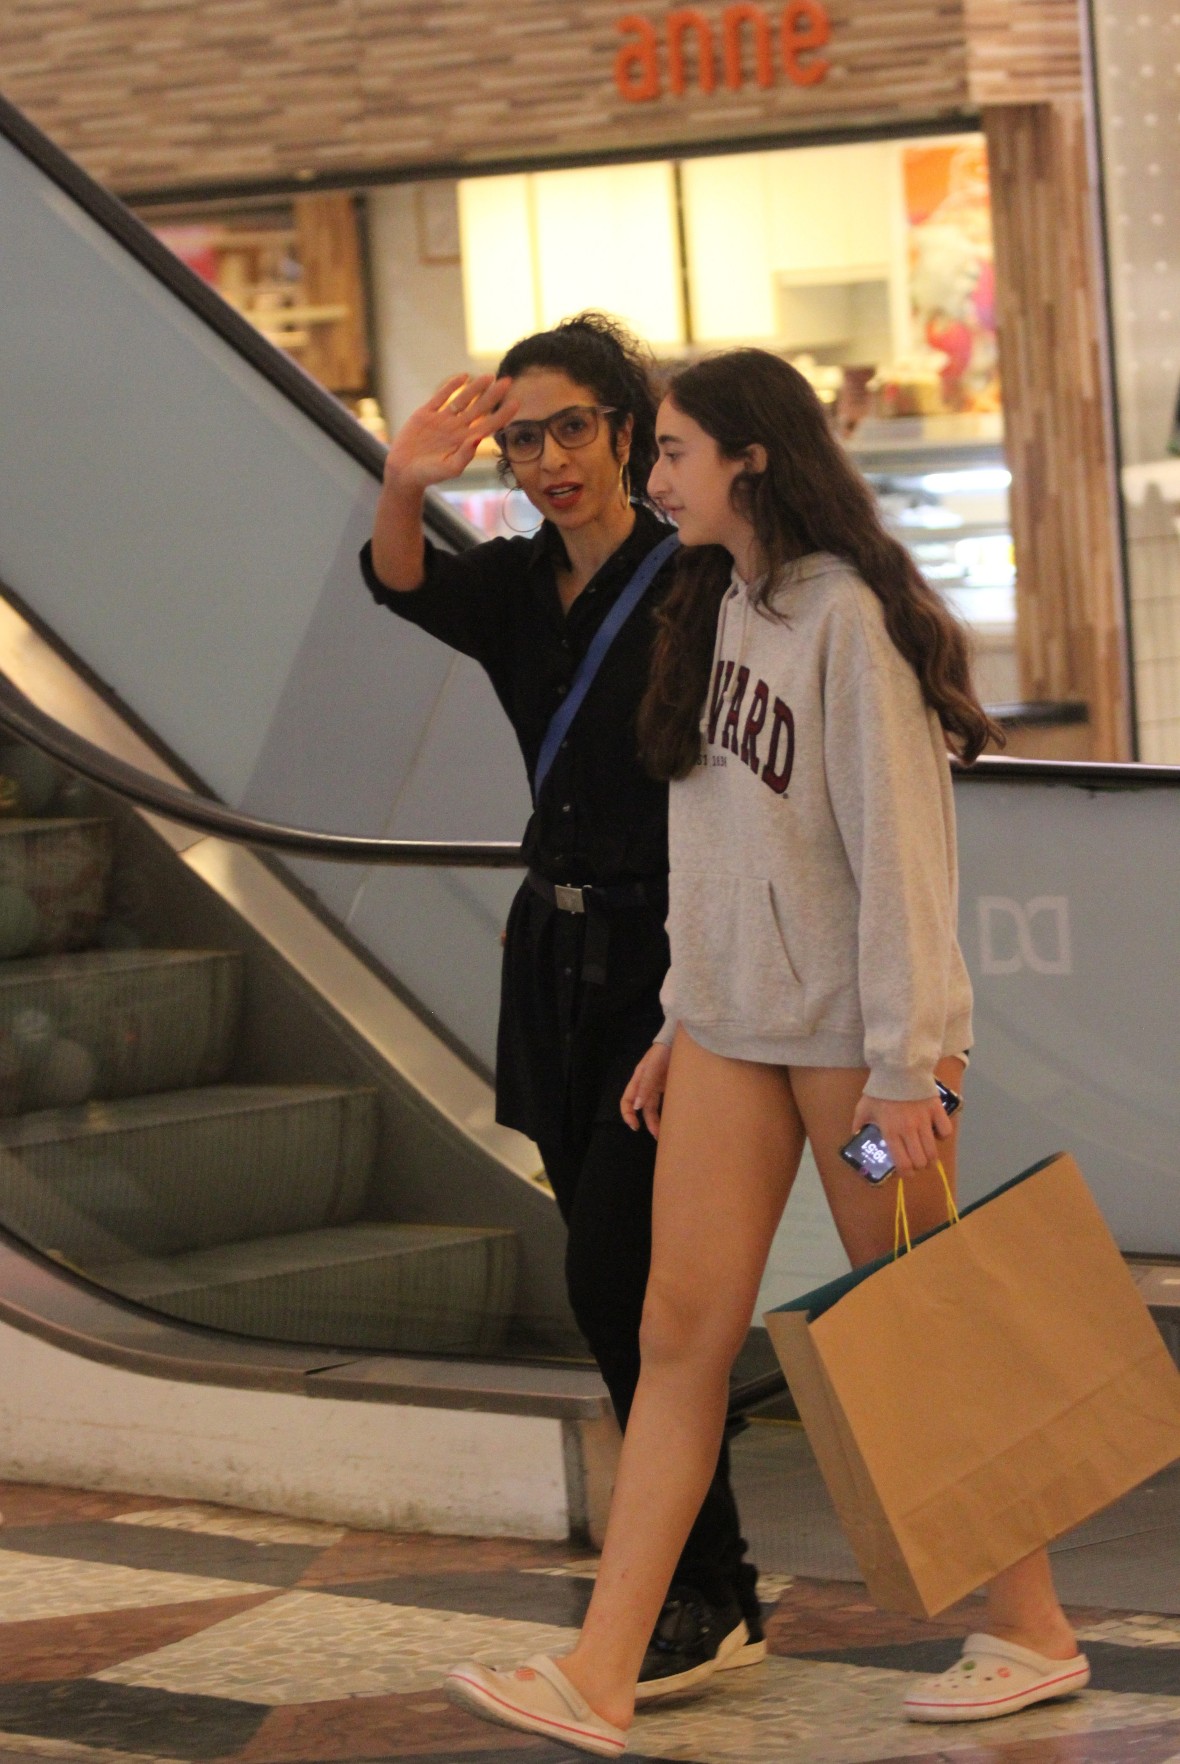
[497,883,752,1608]
[538,1114,751,1607]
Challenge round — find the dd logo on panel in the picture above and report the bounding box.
[977,896,1072,976]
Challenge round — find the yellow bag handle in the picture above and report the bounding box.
[893,1158,959,1258]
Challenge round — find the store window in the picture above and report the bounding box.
[366,133,1016,708]
[146,194,385,438]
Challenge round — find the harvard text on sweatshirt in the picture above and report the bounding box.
[657,553,973,1101]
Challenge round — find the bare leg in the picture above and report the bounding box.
[792,1060,1077,1661]
[557,1029,807,1729]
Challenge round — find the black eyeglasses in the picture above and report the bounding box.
[495,404,617,465]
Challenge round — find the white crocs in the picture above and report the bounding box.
[904,1632,1091,1723]
[444,1652,628,1756]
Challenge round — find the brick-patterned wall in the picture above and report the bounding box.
[1,1,1086,197]
[0,0,982,196]
[964,0,1083,103]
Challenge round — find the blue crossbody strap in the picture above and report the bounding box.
[532,530,680,804]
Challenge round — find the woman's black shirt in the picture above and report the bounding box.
[360,504,673,884]
[359,505,677,1154]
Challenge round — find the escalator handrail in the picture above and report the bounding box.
[0,674,524,866]
[0,89,475,556]
[6,668,1180,875]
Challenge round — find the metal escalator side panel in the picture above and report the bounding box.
[0,98,528,1072]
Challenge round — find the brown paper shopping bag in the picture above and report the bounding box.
[764,1152,1180,1618]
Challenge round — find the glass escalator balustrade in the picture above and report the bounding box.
[0,100,574,1368]
[0,114,527,1087]
[0,739,523,1358]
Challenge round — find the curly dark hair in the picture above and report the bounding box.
[496,312,660,497]
[638,349,1002,779]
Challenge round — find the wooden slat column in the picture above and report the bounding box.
[984,101,1130,759]
[293,194,370,396]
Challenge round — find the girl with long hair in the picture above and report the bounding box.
[444,349,1089,1755]
[362,315,763,1701]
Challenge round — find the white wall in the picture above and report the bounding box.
[0,1320,570,1539]
[367,183,472,432]
[681,140,909,352]
[457,164,686,359]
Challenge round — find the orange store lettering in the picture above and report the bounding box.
[615,2,833,101]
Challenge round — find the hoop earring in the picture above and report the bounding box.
[502,486,539,534]
[619,457,632,506]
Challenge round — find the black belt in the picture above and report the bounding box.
[526,869,665,987]
[526,870,664,915]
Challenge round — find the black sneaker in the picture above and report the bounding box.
[734,1558,767,1650]
[634,1585,752,1702]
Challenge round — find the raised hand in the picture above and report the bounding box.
[384,374,519,493]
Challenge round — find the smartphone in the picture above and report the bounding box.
[839,1080,961,1184]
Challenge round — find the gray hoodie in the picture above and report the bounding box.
[657,552,973,1101]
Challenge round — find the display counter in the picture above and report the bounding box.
[437,408,1021,709]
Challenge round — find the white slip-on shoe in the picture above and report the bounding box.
[444,1652,628,1757]
[904,1632,1091,1723]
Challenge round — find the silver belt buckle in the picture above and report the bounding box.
[554,883,586,914]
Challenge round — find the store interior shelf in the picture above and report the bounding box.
[851,413,1005,474]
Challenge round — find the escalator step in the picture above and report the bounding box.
[0,817,112,957]
[0,1083,377,1266]
[0,948,242,1110]
[104,1220,520,1355]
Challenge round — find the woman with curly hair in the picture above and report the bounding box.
[361,314,763,1699]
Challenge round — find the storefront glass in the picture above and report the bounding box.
[145,131,1019,710]
[365,133,1018,708]
[147,196,384,435]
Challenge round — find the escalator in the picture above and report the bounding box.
[0,91,595,1403]
[0,90,634,1538]
[0,744,522,1356]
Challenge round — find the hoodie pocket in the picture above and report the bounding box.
[669,871,809,1035]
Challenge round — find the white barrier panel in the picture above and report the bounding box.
[756,768,1180,1314]
[952,776,1171,1255]
[954,774,1178,1253]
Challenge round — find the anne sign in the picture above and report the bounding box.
[615,1,833,102]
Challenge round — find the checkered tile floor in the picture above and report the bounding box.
[0,1479,1179,1763]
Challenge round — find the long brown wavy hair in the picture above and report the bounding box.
[638,350,1001,779]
